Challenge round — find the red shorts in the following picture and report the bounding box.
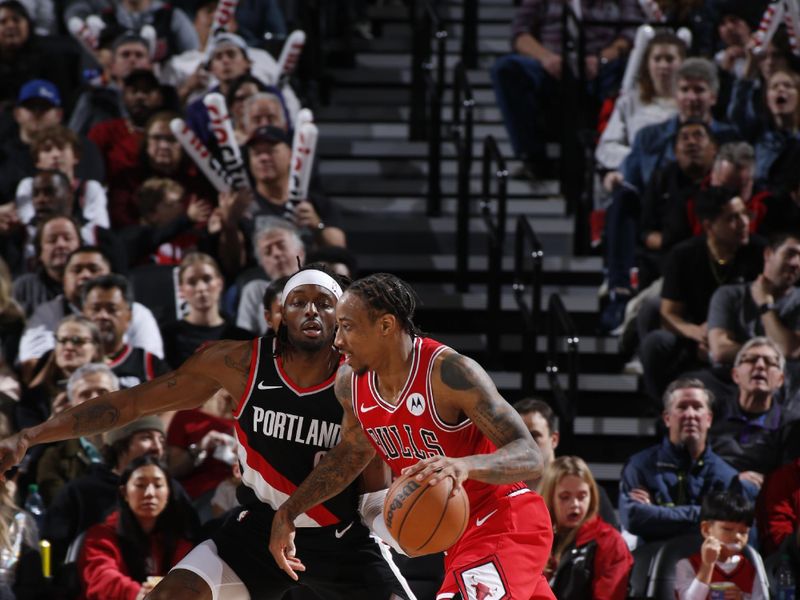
[436,488,555,600]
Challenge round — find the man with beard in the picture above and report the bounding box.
[0,265,414,600]
[80,273,168,388]
[88,69,170,181]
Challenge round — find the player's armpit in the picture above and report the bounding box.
[435,352,543,484]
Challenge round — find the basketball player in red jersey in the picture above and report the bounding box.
[270,272,556,600]
[0,266,414,600]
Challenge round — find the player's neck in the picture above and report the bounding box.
[373,335,415,405]
[281,346,339,388]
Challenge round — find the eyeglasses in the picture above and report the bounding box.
[738,354,781,369]
[55,335,93,346]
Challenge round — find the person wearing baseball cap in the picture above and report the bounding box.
[245,124,346,249]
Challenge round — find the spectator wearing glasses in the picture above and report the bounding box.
[710,338,794,492]
[708,234,800,393]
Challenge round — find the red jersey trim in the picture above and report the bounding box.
[232,338,261,418]
[107,344,132,368]
[427,346,472,432]
[145,352,155,381]
[274,341,338,396]
[234,421,339,526]
[367,336,422,411]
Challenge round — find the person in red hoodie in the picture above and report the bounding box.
[540,455,633,600]
[78,454,195,600]
[757,458,800,556]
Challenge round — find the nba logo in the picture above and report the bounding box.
[406,393,425,416]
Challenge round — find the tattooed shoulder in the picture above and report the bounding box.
[440,352,478,391]
[335,365,353,404]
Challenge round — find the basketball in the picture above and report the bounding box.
[383,471,470,557]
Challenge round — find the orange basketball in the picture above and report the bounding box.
[383,471,469,557]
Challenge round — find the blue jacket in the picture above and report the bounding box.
[619,437,753,541]
[621,115,739,194]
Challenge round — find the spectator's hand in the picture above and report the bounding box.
[218,189,252,226]
[207,208,222,235]
[685,322,707,346]
[750,275,774,308]
[541,53,562,80]
[187,197,212,224]
[585,55,599,80]
[199,430,231,453]
[738,470,764,489]
[603,170,623,192]
[644,231,662,251]
[184,65,210,96]
[628,488,651,504]
[700,535,722,567]
[719,45,745,73]
[51,392,72,415]
[291,200,323,230]
[0,203,21,235]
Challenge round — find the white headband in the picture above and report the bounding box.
[282,269,343,305]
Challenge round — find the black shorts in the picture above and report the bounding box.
[213,504,413,600]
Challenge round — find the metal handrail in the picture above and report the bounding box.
[461,0,478,68]
[546,293,579,452]
[452,62,475,292]
[513,216,544,396]
[481,135,508,364]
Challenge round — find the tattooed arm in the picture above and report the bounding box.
[0,340,251,476]
[403,350,542,490]
[270,364,377,579]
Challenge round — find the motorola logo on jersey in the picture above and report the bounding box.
[251,406,341,448]
[406,393,426,416]
[365,424,444,461]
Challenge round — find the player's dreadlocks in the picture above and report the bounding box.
[347,273,425,337]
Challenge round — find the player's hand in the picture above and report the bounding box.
[628,488,651,504]
[269,507,306,581]
[0,432,29,481]
[292,200,322,230]
[401,456,470,497]
[700,535,722,566]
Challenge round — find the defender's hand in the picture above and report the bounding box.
[269,507,306,580]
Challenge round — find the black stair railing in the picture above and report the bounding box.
[546,293,579,452]
[409,1,447,216]
[512,216,544,396]
[481,135,508,366]
[452,61,475,293]
[461,0,478,69]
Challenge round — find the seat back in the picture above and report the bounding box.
[129,264,182,326]
[628,540,666,599]
[645,533,703,600]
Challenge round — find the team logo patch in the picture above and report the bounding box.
[457,559,508,600]
[406,393,426,416]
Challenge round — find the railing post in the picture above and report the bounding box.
[513,216,543,396]
[409,0,428,141]
[481,136,508,366]
[461,0,478,68]
[426,7,446,216]
[454,63,474,292]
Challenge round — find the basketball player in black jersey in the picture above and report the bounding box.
[0,265,413,600]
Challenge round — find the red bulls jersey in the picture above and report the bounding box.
[352,336,526,513]
[233,337,359,527]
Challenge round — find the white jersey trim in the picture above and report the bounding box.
[371,534,418,600]
[233,338,262,418]
[367,336,422,411]
[171,539,250,600]
[234,430,322,528]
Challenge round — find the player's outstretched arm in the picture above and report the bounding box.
[0,341,248,477]
[270,365,376,579]
[404,350,543,491]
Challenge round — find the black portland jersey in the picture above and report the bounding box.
[232,337,359,527]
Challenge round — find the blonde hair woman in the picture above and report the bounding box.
[540,456,633,600]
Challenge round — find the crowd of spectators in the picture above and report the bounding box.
[494,0,800,596]
[0,0,364,597]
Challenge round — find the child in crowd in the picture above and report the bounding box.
[674,491,769,599]
[540,456,632,600]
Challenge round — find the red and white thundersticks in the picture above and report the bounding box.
[210,0,240,36]
[753,0,800,56]
[204,93,251,191]
[170,118,233,193]
[288,109,318,206]
[276,30,306,86]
